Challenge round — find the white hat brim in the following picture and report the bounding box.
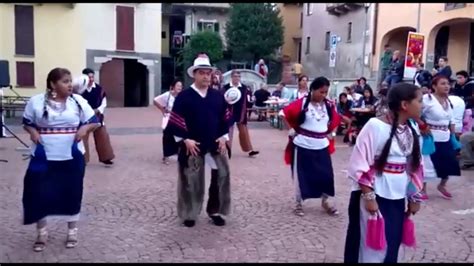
[187,65,217,78]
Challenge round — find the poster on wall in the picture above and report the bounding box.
[403,32,425,79]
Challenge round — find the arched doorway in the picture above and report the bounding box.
[380,26,417,58]
[99,58,149,107]
[426,18,473,73]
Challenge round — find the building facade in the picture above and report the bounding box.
[0,3,162,106]
[373,3,473,78]
[161,3,230,90]
[301,3,375,82]
[278,3,303,63]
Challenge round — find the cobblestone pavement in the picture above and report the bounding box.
[1,107,473,263]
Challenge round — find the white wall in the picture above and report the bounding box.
[80,3,161,54]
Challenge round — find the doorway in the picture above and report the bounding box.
[434,26,450,68]
[99,58,149,107]
[124,59,148,107]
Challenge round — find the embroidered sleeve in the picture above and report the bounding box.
[165,93,189,140]
[347,119,378,189]
[22,96,38,128]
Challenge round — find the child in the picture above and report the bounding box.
[344,83,424,263]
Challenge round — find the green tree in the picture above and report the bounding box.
[181,30,224,66]
[225,3,284,61]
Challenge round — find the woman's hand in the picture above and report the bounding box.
[407,201,420,216]
[75,126,89,142]
[30,130,41,144]
[364,199,379,215]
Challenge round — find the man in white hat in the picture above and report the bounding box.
[165,54,232,228]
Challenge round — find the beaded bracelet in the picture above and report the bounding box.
[361,191,376,201]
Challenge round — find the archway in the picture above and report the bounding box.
[426,17,473,72]
[380,26,417,58]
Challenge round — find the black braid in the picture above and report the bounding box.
[298,92,312,125]
[407,121,421,171]
[324,98,333,123]
[374,111,399,175]
[70,95,83,118]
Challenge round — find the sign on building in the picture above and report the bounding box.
[403,32,425,79]
[329,34,337,68]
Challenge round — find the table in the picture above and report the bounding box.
[264,99,289,130]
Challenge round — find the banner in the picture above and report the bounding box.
[403,32,425,79]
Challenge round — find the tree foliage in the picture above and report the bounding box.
[225,3,284,61]
[181,30,224,66]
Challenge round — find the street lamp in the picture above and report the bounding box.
[361,3,370,77]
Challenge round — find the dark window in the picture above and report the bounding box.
[15,5,35,56]
[197,21,203,31]
[214,22,220,33]
[116,5,134,51]
[299,12,303,28]
[306,37,311,54]
[197,21,219,32]
[162,31,166,39]
[16,62,35,87]
[347,22,352,43]
[445,3,466,10]
[306,3,312,16]
[324,31,330,50]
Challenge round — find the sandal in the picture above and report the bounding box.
[294,204,305,217]
[33,227,48,252]
[322,200,339,216]
[66,228,78,248]
[162,158,170,165]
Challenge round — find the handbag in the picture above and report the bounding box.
[421,134,436,155]
[366,212,387,250]
[401,215,417,248]
[450,133,461,150]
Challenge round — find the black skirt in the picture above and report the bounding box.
[430,140,461,178]
[22,143,86,225]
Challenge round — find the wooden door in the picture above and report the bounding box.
[99,59,124,107]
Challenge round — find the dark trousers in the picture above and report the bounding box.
[207,170,221,216]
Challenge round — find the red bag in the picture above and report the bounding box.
[366,213,387,250]
[401,216,416,248]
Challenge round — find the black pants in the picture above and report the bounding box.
[206,169,220,216]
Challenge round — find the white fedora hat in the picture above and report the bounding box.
[72,74,89,94]
[187,56,216,78]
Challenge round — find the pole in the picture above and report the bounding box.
[361,4,370,77]
[416,3,421,32]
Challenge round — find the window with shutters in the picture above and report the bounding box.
[15,5,35,56]
[347,22,352,43]
[16,62,35,87]
[324,31,331,50]
[306,37,311,54]
[116,5,135,51]
[197,21,219,33]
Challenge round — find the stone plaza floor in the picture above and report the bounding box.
[0,107,473,262]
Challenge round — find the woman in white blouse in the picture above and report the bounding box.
[22,68,100,252]
[419,75,461,200]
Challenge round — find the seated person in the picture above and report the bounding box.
[354,87,377,130]
[254,84,271,121]
[337,93,354,143]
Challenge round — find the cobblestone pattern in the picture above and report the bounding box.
[0,107,473,262]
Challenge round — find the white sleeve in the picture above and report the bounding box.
[22,96,38,126]
[73,94,98,124]
[97,97,107,114]
[154,92,169,107]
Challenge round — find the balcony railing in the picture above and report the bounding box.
[326,3,364,16]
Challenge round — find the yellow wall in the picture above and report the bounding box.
[373,3,473,71]
[162,15,170,57]
[278,3,302,62]
[0,4,84,97]
[447,23,471,71]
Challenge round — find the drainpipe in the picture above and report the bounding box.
[416,3,421,32]
[361,3,370,77]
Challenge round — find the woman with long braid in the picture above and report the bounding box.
[22,68,100,252]
[418,75,460,199]
[344,83,424,263]
[280,77,341,216]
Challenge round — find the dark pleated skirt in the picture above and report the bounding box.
[293,145,335,199]
[430,140,461,178]
[344,191,405,263]
[22,144,86,225]
[163,131,179,157]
